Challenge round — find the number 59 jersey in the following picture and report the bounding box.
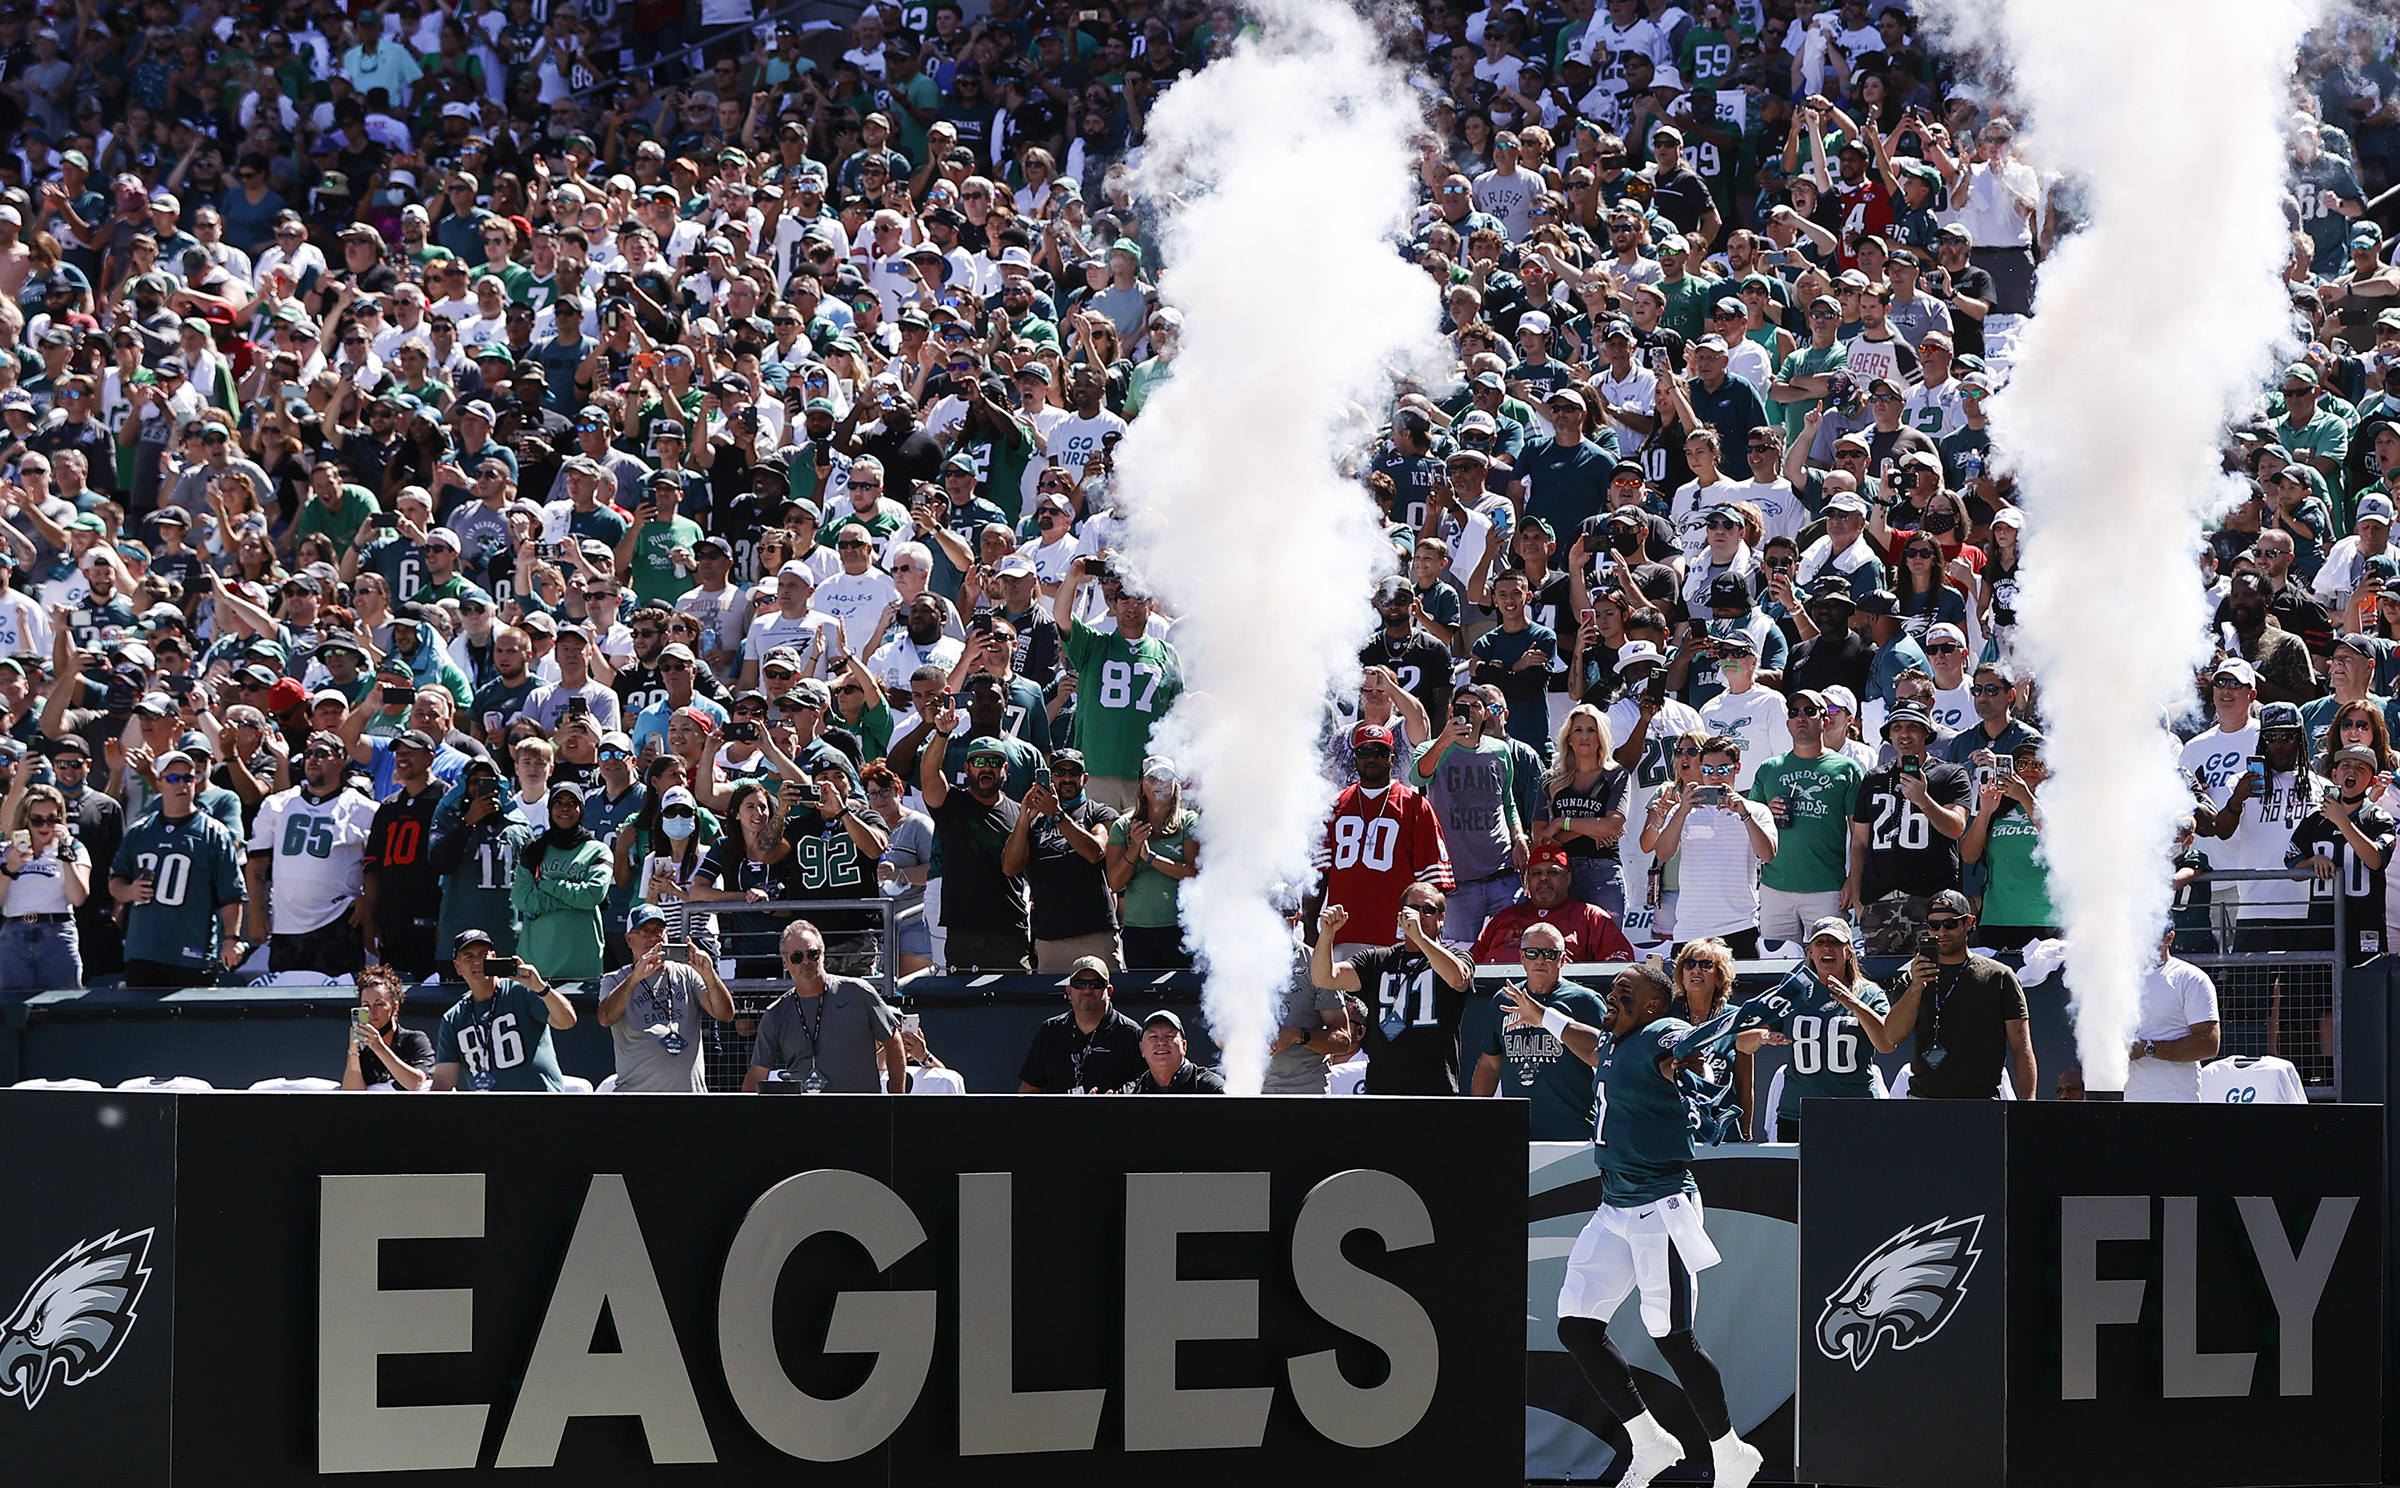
[1312,780,1453,947]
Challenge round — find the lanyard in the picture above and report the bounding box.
[797,990,830,1062]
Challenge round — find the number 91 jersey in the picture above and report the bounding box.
[1311,780,1453,947]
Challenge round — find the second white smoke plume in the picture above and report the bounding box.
[1976,0,2315,1089]
[1119,0,1437,1093]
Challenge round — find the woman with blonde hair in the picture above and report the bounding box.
[1672,937,1753,1139]
[1540,702,1630,920]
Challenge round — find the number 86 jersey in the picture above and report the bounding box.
[1744,967,1891,1119]
[1311,779,1453,947]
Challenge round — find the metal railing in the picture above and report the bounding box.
[692,895,900,1093]
[2173,868,2346,1098]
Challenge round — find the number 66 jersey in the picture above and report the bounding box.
[1311,778,1453,947]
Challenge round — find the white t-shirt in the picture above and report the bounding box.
[1903,379,1967,441]
[2179,721,2315,918]
[743,609,841,677]
[249,785,378,935]
[1725,478,1806,545]
[1726,337,1774,392]
[2198,1054,2307,1105]
[1016,533,1079,585]
[1026,411,1129,510]
[4,836,86,914]
[1673,798,1770,938]
[1927,683,1975,736]
[813,568,903,656]
[1669,477,1744,564]
[1697,685,1790,790]
[867,632,964,690]
[2122,957,2221,1103]
[1597,364,1659,456]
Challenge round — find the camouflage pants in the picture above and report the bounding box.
[1859,893,1936,957]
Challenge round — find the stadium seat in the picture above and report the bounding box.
[247,1077,342,1092]
[11,1078,103,1090]
[115,1076,215,1091]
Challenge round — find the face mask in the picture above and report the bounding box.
[1922,507,1958,535]
[661,813,696,839]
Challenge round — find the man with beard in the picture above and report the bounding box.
[869,593,965,691]
[2222,569,2318,705]
[1470,846,1637,963]
[360,728,447,980]
[1312,723,1453,959]
[1310,887,1474,1094]
[1017,954,1146,1092]
[852,387,945,489]
[1360,576,1456,727]
[473,626,541,741]
[246,729,379,975]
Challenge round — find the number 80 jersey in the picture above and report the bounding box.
[1311,780,1453,948]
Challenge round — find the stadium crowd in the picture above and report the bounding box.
[0,0,2386,1103]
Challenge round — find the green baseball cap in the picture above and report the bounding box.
[962,736,1009,763]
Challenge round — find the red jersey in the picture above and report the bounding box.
[1312,781,1452,945]
[1470,901,1638,965]
[1832,176,1895,269]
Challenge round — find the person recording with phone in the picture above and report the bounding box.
[1882,889,2035,1100]
[599,903,736,1093]
[431,927,575,1092]
[1642,737,1778,957]
[1843,702,1972,955]
[339,966,435,1092]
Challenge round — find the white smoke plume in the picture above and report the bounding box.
[1962,0,2317,1089]
[1118,0,1439,1093]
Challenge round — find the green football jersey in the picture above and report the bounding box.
[113,809,247,970]
[1742,967,1890,1118]
[1061,619,1184,779]
[433,981,566,1091]
[434,814,534,959]
[1594,1014,1698,1205]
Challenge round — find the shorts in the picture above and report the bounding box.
[896,904,932,959]
[1758,886,1843,946]
[1557,1190,1723,1336]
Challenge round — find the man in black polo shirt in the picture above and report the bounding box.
[1884,889,2036,1099]
[1122,1010,1227,1093]
[1017,955,1145,1092]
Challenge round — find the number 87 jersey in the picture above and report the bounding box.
[1311,778,1453,947]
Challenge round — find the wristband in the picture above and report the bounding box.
[1540,1005,1571,1039]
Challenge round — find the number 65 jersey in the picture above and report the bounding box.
[1312,779,1453,947]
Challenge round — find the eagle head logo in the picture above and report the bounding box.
[1815,1215,1983,1372]
[0,1230,155,1410]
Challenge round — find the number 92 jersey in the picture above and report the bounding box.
[1311,779,1453,948]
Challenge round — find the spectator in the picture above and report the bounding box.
[1314,721,1454,957]
[1845,703,1972,955]
[1540,704,1632,918]
[688,779,799,976]
[1694,629,1789,784]
[429,757,532,962]
[2124,928,2224,1103]
[636,786,723,959]
[511,781,612,982]
[2287,745,2397,965]
[598,903,736,1093]
[1017,749,1122,972]
[1471,920,1610,1137]
[1018,956,1148,1093]
[743,918,906,1093]
[431,928,575,1092]
[1644,736,1778,956]
[1055,554,1184,808]
[1107,757,1200,969]
[244,729,377,975]
[0,780,90,989]
[921,721,1032,971]
[776,763,890,978]
[360,729,448,982]
[1411,688,1529,949]
[2192,699,2319,943]
[1672,938,1753,1138]
[339,965,435,1092]
[109,748,248,988]
[1749,690,1863,946]
[1885,889,2036,1100]
[1741,918,1895,1141]
[1471,846,1639,963]
[1122,1010,1228,1093]
[1267,920,1359,1095]
[1310,890,1474,1094]
[1961,742,2058,951]
[861,761,935,975]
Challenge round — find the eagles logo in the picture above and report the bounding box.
[0,1230,155,1410]
[1816,1215,1984,1371]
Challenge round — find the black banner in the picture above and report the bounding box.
[1801,1100,2382,1488]
[0,1091,1525,1485]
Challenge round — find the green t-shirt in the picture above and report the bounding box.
[293,484,380,552]
[1656,272,1713,342]
[627,514,706,605]
[112,809,247,970]
[1062,619,1184,778]
[471,261,535,303]
[1774,341,1848,439]
[1978,804,2056,929]
[1748,750,1863,894]
[433,981,565,1091]
[1107,808,1196,928]
[1483,981,1610,1141]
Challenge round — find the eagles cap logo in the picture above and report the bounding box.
[1816,1215,1983,1371]
[0,1230,156,1410]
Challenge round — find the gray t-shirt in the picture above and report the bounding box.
[601,960,710,1092]
[1262,954,1350,1095]
[752,976,898,1091]
[1413,738,1518,882]
[880,809,932,916]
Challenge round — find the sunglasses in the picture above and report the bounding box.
[787,948,823,964]
[1672,745,1703,758]
[1925,643,1964,655]
[304,746,344,759]
[1786,706,1822,718]
[25,815,59,827]
[1925,917,1967,930]
[1699,763,1736,777]
[837,539,871,549]
[661,805,697,819]
[1969,683,2008,697]
[160,772,196,784]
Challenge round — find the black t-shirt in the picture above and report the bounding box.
[1025,797,1119,941]
[1907,954,2029,1099]
[1125,1060,1228,1093]
[1853,759,1973,899]
[861,425,945,488]
[1350,943,1470,1095]
[932,788,1027,936]
[1786,629,1875,699]
[1547,767,1630,860]
[1939,263,1998,358]
[350,1025,437,1088]
[1017,1005,1145,1092]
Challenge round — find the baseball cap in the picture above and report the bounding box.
[1351,722,1396,749]
[2213,655,2260,684]
[626,903,669,931]
[2357,494,2395,527]
[1808,916,1855,945]
[2260,701,2305,732]
[1925,622,1968,648]
[1142,1009,1184,1033]
[393,729,437,752]
[1928,889,1972,918]
[1519,310,1553,336]
[962,735,1009,763]
[453,928,495,953]
[1068,955,1111,982]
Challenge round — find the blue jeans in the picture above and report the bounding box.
[1569,856,1626,924]
[1444,872,1523,951]
[0,918,83,991]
